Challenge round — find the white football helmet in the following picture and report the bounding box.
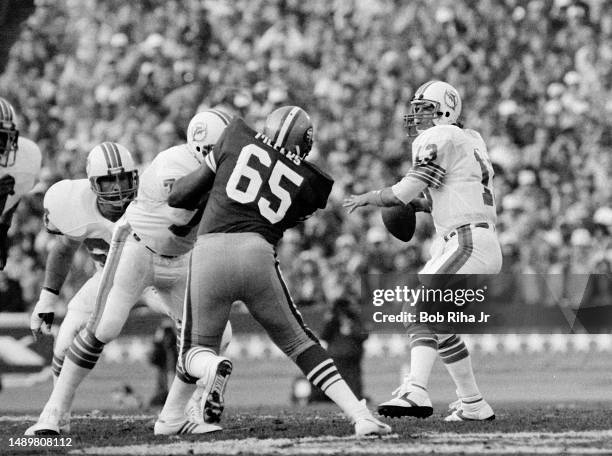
[86,142,139,220]
[187,109,232,163]
[404,80,462,137]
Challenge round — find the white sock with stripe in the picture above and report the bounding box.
[158,376,195,423]
[301,350,370,422]
[184,347,217,380]
[439,335,481,399]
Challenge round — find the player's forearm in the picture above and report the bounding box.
[362,187,405,207]
[168,165,213,210]
[43,238,81,294]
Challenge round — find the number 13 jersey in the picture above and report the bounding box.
[125,144,202,256]
[199,118,333,246]
[399,124,497,235]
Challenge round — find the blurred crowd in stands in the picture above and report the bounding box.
[1,0,611,312]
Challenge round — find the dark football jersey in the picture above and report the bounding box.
[198,118,333,245]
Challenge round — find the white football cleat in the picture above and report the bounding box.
[444,397,495,421]
[193,356,233,423]
[24,409,69,435]
[377,378,433,418]
[154,419,221,435]
[354,416,392,437]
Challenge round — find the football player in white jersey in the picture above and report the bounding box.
[0,97,42,270]
[30,142,142,388]
[344,80,502,421]
[25,110,233,437]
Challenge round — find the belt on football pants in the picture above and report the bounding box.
[443,222,494,242]
[132,232,179,259]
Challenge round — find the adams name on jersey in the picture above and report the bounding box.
[198,118,334,246]
[125,144,203,257]
[1,137,42,216]
[44,179,114,266]
[396,124,497,235]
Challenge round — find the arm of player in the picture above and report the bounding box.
[343,176,428,214]
[167,162,215,209]
[30,235,82,339]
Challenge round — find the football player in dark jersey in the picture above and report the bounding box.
[169,106,391,437]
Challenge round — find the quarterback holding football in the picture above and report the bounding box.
[344,80,502,421]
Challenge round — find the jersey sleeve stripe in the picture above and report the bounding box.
[406,169,442,188]
[205,151,217,173]
[274,107,301,148]
[409,166,444,182]
[418,163,446,179]
[427,162,446,173]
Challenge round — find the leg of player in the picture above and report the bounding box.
[51,270,103,384]
[257,257,390,437]
[151,258,229,435]
[25,225,143,435]
[439,334,494,421]
[179,245,234,427]
[378,330,435,418]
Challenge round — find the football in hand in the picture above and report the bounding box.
[381,204,416,242]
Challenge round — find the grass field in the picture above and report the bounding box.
[1,347,611,454]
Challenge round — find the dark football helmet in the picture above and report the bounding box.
[0,98,19,167]
[263,106,314,159]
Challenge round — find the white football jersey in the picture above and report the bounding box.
[0,137,42,216]
[395,125,497,235]
[44,179,114,266]
[125,144,201,257]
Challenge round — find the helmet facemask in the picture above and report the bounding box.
[404,100,440,137]
[91,171,139,220]
[0,121,19,167]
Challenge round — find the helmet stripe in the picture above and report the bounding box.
[415,80,437,98]
[101,142,118,168]
[109,142,122,167]
[0,100,9,119]
[274,107,301,149]
[99,143,113,170]
[208,109,231,125]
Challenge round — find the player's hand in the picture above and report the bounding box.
[0,174,15,197]
[410,197,431,213]
[343,194,370,213]
[30,289,58,340]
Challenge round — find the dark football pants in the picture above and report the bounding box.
[180,232,319,362]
